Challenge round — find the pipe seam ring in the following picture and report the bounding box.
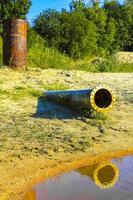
[90,85,116,112]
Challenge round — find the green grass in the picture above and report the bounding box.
[11,86,42,100]
[27,36,72,70]
[0,89,10,97]
[0,86,42,101]
[44,82,70,91]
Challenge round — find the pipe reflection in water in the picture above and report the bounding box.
[44,85,116,113]
[77,162,119,189]
[25,162,118,200]
[25,155,133,200]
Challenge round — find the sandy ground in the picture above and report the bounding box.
[117,52,133,63]
[0,68,133,200]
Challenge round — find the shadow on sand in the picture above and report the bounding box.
[32,97,78,119]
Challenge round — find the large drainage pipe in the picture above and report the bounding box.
[44,85,116,113]
[3,19,27,68]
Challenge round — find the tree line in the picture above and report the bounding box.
[33,0,133,59]
[0,0,133,59]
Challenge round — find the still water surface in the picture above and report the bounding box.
[26,155,133,200]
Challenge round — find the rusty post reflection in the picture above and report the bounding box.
[77,162,119,189]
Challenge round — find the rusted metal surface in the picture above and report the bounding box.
[44,85,116,113]
[3,19,27,68]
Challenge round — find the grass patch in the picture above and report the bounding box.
[28,44,74,70]
[90,111,108,121]
[0,86,43,101]
[44,82,70,91]
[11,86,42,100]
[0,89,10,97]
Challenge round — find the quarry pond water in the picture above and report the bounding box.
[25,155,133,200]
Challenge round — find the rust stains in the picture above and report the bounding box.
[3,19,27,68]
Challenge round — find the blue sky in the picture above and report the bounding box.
[27,0,72,23]
[27,0,124,24]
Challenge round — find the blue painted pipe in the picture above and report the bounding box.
[44,85,116,112]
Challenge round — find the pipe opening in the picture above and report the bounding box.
[94,89,112,108]
[97,165,115,185]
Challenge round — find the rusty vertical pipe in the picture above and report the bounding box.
[3,19,27,68]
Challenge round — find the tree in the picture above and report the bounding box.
[88,0,99,7]
[104,0,133,51]
[69,0,85,12]
[33,9,61,49]
[62,12,98,58]
[83,6,107,53]
[103,18,117,53]
[0,0,32,20]
[125,0,133,5]
[33,0,133,58]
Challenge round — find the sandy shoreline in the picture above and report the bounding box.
[0,68,133,199]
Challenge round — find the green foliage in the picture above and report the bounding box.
[33,9,61,48]
[33,0,133,58]
[27,29,74,70]
[60,12,98,58]
[33,6,98,59]
[102,18,117,53]
[83,5,107,50]
[125,0,133,5]
[27,34,133,72]
[69,0,85,12]
[104,0,133,51]
[0,0,32,20]
[27,26,45,49]
[96,55,118,72]
[0,26,133,72]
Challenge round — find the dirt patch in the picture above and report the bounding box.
[117,52,133,63]
[0,68,133,199]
